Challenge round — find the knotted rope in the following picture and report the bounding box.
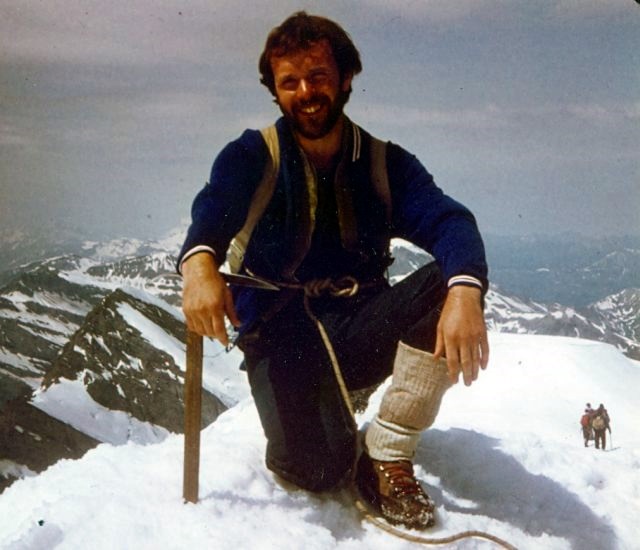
[301,276,360,419]
[301,275,361,298]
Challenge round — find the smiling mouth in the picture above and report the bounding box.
[299,104,323,115]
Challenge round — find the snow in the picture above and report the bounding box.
[117,302,185,366]
[200,340,251,407]
[0,348,40,374]
[0,292,84,345]
[86,238,147,260]
[123,286,184,318]
[0,461,36,483]
[2,333,640,549]
[31,378,169,445]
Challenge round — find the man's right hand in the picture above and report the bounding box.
[181,253,241,346]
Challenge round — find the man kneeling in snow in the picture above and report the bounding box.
[178,12,489,529]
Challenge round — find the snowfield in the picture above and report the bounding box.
[1,332,639,549]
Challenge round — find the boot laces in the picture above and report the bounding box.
[380,461,423,498]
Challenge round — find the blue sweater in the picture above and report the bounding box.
[178,117,488,329]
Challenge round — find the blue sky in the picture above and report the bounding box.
[1,0,638,241]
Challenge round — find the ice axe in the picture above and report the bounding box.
[183,328,204,503]
[182,271,278,503]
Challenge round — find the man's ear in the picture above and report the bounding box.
[341,72,354,92]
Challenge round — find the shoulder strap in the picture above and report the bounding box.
[227,125,391,273]
[369,136,391,225]
[227,125,280,273]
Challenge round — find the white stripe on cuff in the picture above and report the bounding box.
[178,245,216,274]
[447,275,483,289]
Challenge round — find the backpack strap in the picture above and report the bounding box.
[227,125,280,273]
[226,124,391,273]
[369,136,391,225]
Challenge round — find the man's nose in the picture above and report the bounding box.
[296,79,313,99]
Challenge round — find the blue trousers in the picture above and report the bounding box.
[238,263,446,491]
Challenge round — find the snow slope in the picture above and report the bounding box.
[1,333,639,550]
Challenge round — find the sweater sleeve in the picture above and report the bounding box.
[176,129,269,272]
[387,142,489,292]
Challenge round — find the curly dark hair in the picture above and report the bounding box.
[259,12,362,96]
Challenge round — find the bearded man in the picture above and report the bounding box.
[178,12,489,530]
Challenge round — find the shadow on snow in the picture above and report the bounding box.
[417,428,615,550]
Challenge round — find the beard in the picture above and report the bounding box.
[279,88,350,140]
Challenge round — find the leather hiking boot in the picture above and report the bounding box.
[355,452,436,529]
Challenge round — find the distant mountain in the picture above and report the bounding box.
[2,235,637,391]
[3,225,638,308]
[0,226,87,283]
[0,256,105,389]
[0,223,186,287]
[485,289,640,361]
[484,234,640,307]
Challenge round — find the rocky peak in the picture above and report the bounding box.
[42,288,225,435]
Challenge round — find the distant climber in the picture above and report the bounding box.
[580,408,593,447]
[592,404,611,451]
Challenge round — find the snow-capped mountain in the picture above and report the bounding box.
[0,222,187,286]
[485,288,640,360]
[0,246,191,491]
[485,233,640,307]
[590,288,640,349]
[39,288,226,439]
[0,228,186,398]
[0,256,105,384]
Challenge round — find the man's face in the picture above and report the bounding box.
[271,40,352,140]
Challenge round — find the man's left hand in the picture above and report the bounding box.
[434,285,489,386]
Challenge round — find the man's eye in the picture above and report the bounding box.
[310,73,328,84]
[279,78,298,90]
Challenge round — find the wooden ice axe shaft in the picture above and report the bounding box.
[183,329,203,503]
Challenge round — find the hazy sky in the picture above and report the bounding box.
[1,0,638,242]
